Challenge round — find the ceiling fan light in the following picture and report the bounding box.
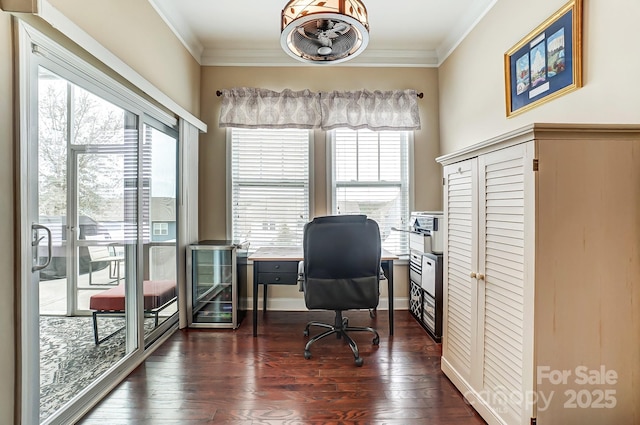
[281,0,369,64]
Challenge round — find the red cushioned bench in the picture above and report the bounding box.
[89,280,177,345]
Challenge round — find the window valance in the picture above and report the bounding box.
[218,88,420,131]
[319,90,420,131]
[218,88,321,129]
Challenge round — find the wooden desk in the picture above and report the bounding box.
[249,247,398,337]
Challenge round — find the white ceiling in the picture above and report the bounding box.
[148,0,497,67]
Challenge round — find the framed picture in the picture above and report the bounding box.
[504,0,583,117]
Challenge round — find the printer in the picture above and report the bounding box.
[409,211,444,254]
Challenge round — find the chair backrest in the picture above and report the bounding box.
[303,215,381,311]
[85,235,111,261]
[87,245,111,261]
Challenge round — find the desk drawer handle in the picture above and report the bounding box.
[274,265,280,269]
[275,277,280,281]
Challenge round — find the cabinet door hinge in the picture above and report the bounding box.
[531,417,537,425]
[442,177,446,186]
[533,159,539,171]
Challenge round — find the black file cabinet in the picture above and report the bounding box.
[409,252,443,342]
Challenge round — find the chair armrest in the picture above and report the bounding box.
[298,261,304,291]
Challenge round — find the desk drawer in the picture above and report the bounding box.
[257,272,298,285]
[256,261,299,273]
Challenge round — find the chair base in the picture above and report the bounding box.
[303,311,379,367]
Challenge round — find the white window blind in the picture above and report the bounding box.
[331,129,411,256]
[230,128,311,249]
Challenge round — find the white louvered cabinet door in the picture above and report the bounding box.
[438,126,640,425]
[476,143,534,425]
[442,158,478,386]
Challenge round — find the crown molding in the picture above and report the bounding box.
[201,48,439,67]
[436,0,498,65]
[149,0,497,68]
[147,0,204,62]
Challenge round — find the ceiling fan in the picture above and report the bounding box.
[281,0,370,64]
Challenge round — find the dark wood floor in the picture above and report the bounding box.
[79,310,486,424]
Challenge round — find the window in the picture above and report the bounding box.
[229,128,311,249]
[330,129,411,256]
[152,222,169,236]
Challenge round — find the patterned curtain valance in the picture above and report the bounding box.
[218,88,421,131]
[319,89,420,131]
[218,88,321,129]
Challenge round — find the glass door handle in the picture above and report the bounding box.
[32,223,52,272]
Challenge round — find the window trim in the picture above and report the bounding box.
[225,128,314,246]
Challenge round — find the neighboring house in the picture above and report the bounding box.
[150,197,176,242]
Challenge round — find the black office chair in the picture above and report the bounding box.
[301,215,381,366]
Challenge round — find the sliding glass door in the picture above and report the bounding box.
[34,65,141,423]
[20,31,180,424]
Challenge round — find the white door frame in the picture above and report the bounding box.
[17,19,45,424]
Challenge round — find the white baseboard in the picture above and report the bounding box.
[441,357,505,425]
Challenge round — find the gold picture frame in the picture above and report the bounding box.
[504,0,583,117]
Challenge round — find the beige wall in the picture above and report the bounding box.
[438,0,640,154]
[1,0,201,422]
[198,66,440,308]
[48,0,201,115]
[0,10,15,425]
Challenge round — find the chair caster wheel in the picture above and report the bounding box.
[304,350,312,359]
[355,357,364,367]
[303,329,309,337]
[372,336,380,345]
